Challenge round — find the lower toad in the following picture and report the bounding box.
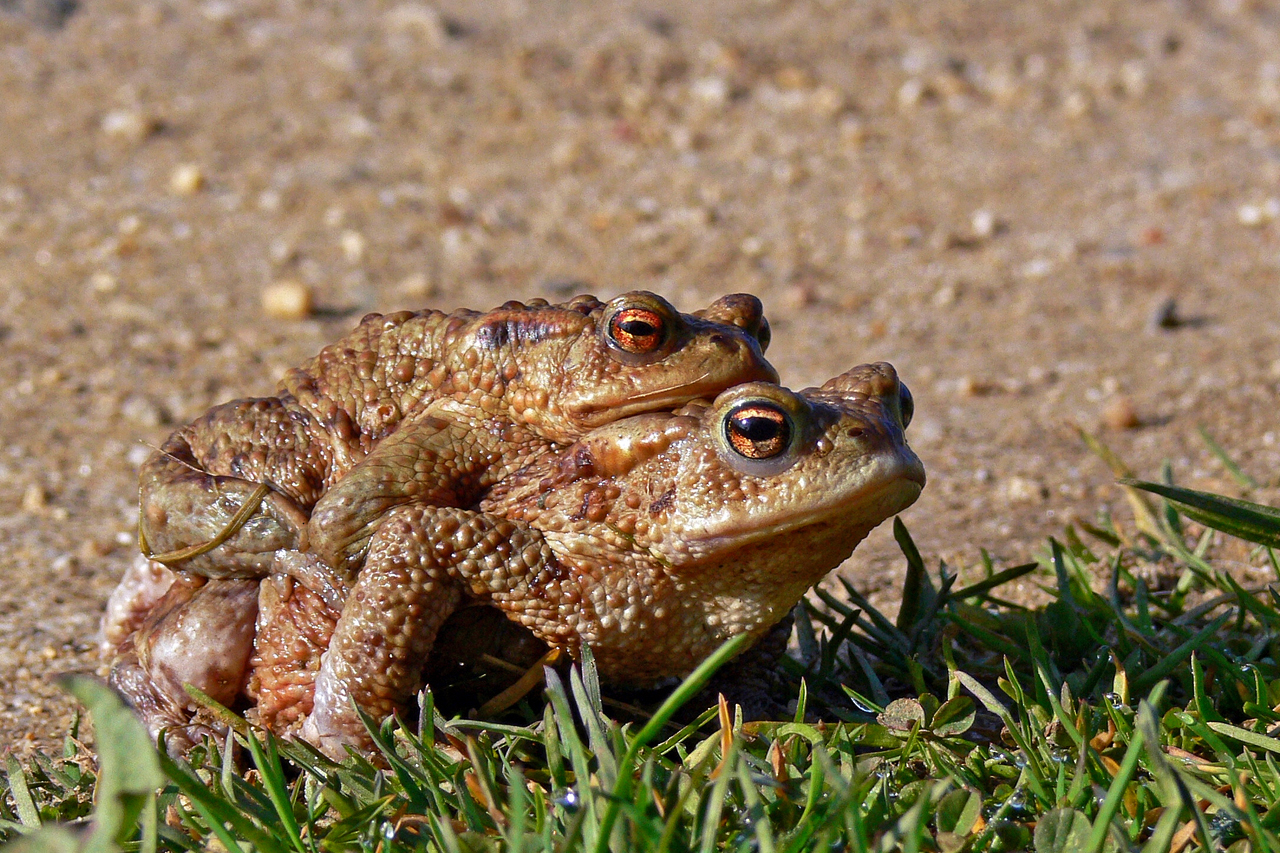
[299,362,923,755]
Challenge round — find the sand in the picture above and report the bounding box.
[2,0,1278,753]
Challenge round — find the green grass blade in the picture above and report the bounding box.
[1084,714,1145,853]
[158,751,289,853]
[592,632,754,853]
[1130,613,1231,696]
[1198,425,1259,489]
[1120,478,1280,548]
[240,729,307,853]
[949,563,1037,601]
[1206,722,1280,755]
[894,517,926,632]
[5,758,39,829]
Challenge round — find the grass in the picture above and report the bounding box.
[5,431,1280,852]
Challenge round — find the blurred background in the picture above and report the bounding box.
[1,0,1278,751]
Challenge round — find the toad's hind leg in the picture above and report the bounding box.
[301,505,553,758]
[139,398,325,578]
[109,577,259,752]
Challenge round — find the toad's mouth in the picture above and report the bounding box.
[678,454,926,560]
[570,362,780,426]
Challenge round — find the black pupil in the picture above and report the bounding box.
[735,415,780,442]
[620,318,656,337]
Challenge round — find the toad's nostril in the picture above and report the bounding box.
[708,333,727,346]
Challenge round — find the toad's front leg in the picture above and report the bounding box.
[300,505,553,758]
[304,397,552,582]
[303,407,484,582]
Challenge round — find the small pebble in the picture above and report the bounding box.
[838,116,868,146]
[261,281,314,320]
[126,444,152,467]
[971,208,998,239]
[100,109,155,143]
[809,85,846,118]
[690,77,729,107]
[781,284,818,310]
[1236,199,1278,227]
[1138,226,1164,245]
[1238,204,1266,227]
[440,226,481,264]
[120,395,164,427]
[1062,90,1091,118]
[268,238,296,264]
[551,138,584,168]
[396,272,435,299]
[89,271,118,293]
[1119,60,1149,97]
[78,538,113,560]
[1020,258,1053,278]
[169,164,205,196]
[774,67,813,90]
[384,2,447,45]
[201,1,236,23]
[957,375,1001,397]
[897,78,928,109]
[1148,297,1181,331]
[340,230,367,263]
[1001,476,1048,503]
[21,484,48,514]
[1102,395,1141,430]
[323,206,346,227]
[257,190,282,212]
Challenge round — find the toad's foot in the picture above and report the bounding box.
[248,555,344,737]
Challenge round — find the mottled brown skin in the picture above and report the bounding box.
[107,574,259,749]
[137,291,775,581]
[300,363,924,756]
[111,291,775,742]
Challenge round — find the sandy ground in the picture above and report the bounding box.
[1,0,1279,754]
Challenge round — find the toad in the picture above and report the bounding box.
[293,362,924,755]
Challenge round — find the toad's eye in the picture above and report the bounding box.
[899,381,914,428]
[608,307,666,354]
[724,402,791,460]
